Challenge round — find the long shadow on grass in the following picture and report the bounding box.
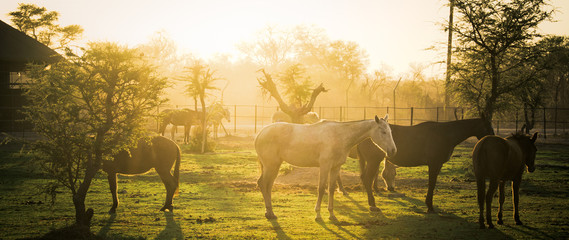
[333,192,515,239]
[97,213,116,238]
[269,219,292,240]
[155,212,184,240]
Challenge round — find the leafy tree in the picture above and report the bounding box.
[24,42,166,227]
[181,61,220,153]
[9,3,83,53]
[448,0,552,121]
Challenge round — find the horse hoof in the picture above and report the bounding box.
[387,187,396,192]
[516,221,523,225]
[265,213,277,219]
[328,216,338,222]
[315,216,323,222]
[497,220,504,225]
[369,206,380,212]
[427,209,436,214]
[160,205,173,212]
[109,208,116,214]
[488,224,494,229]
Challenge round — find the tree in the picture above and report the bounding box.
[181,61,220,153]
[448,0,552,121]
[9,3,83,54]
[258,66,327,123]
[24,42,166,227]
[237,25,297,71]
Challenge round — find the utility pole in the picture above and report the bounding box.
[445,0,454,120]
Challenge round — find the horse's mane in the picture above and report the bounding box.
[508,132,530,140]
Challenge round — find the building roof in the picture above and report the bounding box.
[0,19,61,68]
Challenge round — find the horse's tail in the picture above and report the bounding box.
[173,145,181,197]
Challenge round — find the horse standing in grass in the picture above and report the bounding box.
[351,118,494,213]
[102,136,181,213]
[159,108,202,143]
[207,103,231,139]
[255,115,397,221]
[472,132,538,229]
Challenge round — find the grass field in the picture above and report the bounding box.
[1,135,568,239]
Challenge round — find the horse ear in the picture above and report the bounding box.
[531,132,538,143]
[384,114,389,122]
[375,115,380,123]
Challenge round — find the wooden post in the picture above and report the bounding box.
[436,107,439,122]
[515,110,519,132]
[410,107,414,126]
[543,107,547,139]
[339,106,343,122]
[234,105,237,134]
[363,107,367,120]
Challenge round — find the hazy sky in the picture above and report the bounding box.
[1,0,568,76]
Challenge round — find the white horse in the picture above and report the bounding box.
[255,114,397,221]
[271,111,320,124]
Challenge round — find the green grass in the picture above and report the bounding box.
[1,137,568,239]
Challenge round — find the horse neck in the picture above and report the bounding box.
[336,120,376,150]
[444,119,481,146]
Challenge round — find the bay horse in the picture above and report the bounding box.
[102,136,181,213]
[351,118,494,213]
[255,115,397,221]
[159,108,202,143]
[472,132,538,229]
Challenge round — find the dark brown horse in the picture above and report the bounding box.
[352,118,494,213]
[159,108,202,143]
[472,132,538,229]
[102,136,181,213]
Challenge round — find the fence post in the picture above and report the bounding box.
[554,106,558,136]
[515,110,518,132]
[254,105,257,133]
[234,105,237,134]
[339,106,343,122]
[410,107,414,126]
[497,120,500,135]
[436,107,439,122]
[363,107,366,120]
[543,107,547,139]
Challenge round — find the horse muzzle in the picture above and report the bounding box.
[386,147,397,158]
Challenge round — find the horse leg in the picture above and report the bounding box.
[184,125,190,144]
[363,156,381,211]
[426,164,442,213]
[485,180,499,229]
[476,177,486,229]
[381,160,396,192]
[513,178,523,225]
[327,165,342,221]
[257,158,281,219]
[335,173,348,195]
[497,181,506,225]
[315,166,330,221]
[157,168,177,212]
[170,125,176,141]
[107,173,119,214]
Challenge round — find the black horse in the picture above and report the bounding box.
[472,132,538,229]
[352,118,494,213]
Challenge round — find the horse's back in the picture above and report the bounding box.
[472,135,511,179]
[112,136,179,175]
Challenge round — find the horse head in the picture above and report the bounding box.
[371,114,397,158]
[523,132,538,173]
[475,118,495,140]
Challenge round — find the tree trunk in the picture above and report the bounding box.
[200,96,207,154]
[73,163,98,227]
